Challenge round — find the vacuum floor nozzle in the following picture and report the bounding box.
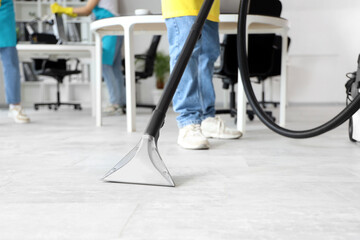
[102,135,175,187]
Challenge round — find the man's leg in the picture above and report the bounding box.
[198,20,220,120]
[0,47,30,123]
[166,16,209,149]
[198,21,242,139]
[112,36,126,107]
[0,47,21,104]
[102,37,123,113]
[166,16,203,128]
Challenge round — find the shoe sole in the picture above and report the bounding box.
[14,118,30,124]
[202,131,242,139]
[9,113,30,123]
[103,110,124,116]
[177,141,210,150]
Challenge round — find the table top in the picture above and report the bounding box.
[17,43,95,59]
[17,43,95,52]
[90,14,288,35]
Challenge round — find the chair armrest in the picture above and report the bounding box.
[214,43,226,75]
[135,54,148,60]
[66,58,81,71]
[40,59,49,72]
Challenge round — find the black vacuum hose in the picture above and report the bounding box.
[237,0,360,138]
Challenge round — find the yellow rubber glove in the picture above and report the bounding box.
[51,3,77,17]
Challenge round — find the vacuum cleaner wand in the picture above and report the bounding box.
[144,0,215,138]
[102,0,215,187]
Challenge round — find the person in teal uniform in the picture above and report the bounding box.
[51,0,126,114]
[0,0,30,123]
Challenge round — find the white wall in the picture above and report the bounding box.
[118,0,161,15]
[282,0,360,104]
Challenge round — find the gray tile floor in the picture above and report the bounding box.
[0,105,360,240]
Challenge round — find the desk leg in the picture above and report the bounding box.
[279,32,288,127]
[90,49,96,117]
[237,70,247,134]
[237,25,250,134]
[124,26,136,132]
[95,33,103,127]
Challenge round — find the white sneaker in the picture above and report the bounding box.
[104,104,122,114]
[8,105,30,123]
[201,116,242,139]
[177,124,210,150]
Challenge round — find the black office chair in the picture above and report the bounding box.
[123,35,162,110]
[249,0,282,17]
[248,34,278,108]
[135,35,161,81]
[248,35,291,109]
[214,34,275,122]
[214,0,285,121]
[33,58,82,111]
[248,0,283,108]
[268,35,291,79]
[214,35,238,118]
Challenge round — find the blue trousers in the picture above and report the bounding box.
[165,16,220,128]
[102,36,126,106]
[0,46,21,104]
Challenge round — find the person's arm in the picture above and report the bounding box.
[72,0,100,16]
[51,0,100,17]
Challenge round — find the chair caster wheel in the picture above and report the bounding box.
[248,114,254,121]
[34,106,39,111]
[48,105,52,110]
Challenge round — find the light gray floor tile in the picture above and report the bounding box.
[0,105,359,239]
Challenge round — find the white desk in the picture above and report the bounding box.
[16,43,96,116]
[91,14,289,133]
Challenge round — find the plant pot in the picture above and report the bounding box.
[152,88,163,105]
[156,78,165,89]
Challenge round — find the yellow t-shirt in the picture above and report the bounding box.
[161,0,220,22]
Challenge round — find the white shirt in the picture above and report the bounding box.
[98,0,119,16]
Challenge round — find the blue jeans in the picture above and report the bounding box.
[0,46,21,104]
[102,36,126,106]
[165,16,220,128]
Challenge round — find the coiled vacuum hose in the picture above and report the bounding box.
[237,0,360,138]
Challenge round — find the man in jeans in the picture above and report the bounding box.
[0,0,30,123]
[162,0,242,149]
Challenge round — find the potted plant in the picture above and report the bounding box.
[154,52,170,89]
